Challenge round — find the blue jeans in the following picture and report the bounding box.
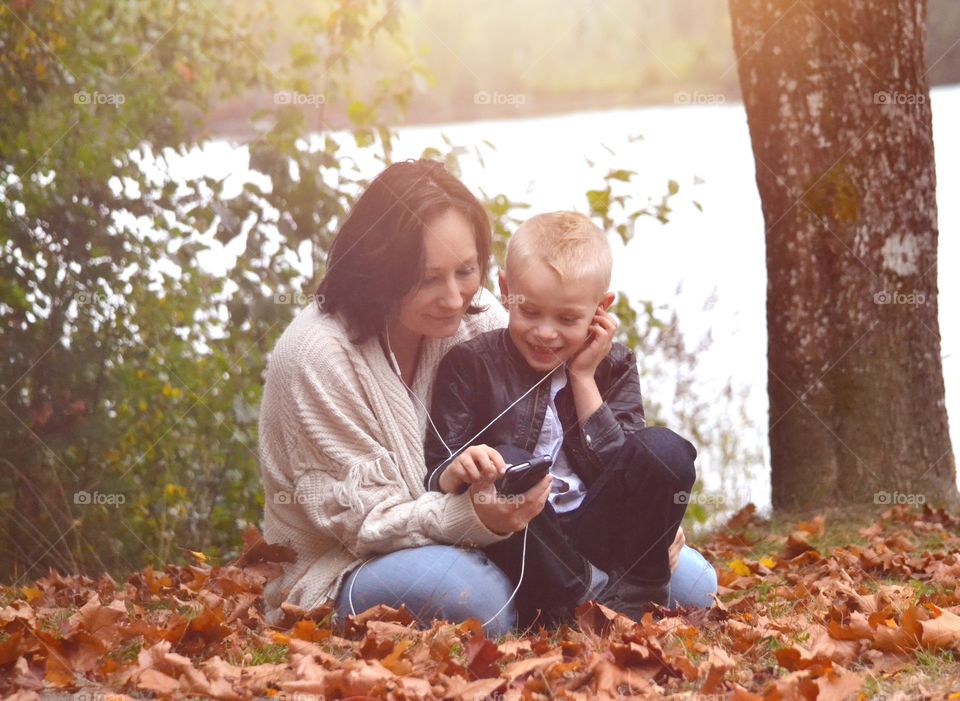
[669,543,717,608]
[334,544,518,637]
[334,542,716,636]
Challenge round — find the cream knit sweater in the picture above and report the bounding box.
[258,288,509,624]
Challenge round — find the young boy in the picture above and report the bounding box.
[423,211,697,627]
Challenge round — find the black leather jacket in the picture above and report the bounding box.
[423,328,645,492]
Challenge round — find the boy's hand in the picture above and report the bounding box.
[438,444,507,494]
[569,305,619,379]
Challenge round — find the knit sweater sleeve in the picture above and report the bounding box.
[285,344,508,559]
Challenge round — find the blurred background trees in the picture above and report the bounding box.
[213,0,960,128]
[1,0,421,580]
[3,0,724,581]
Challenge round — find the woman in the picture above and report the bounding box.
[258,159,716,635]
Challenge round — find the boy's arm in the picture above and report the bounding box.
[423,346,482,492]
[566,344,645,475]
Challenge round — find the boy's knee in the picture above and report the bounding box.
[666,430,697,492]
[628,427,697,492]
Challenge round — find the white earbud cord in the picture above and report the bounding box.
[384,330,563,458]
[347,329,560,628]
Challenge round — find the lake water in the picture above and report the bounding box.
[183,85,960,512]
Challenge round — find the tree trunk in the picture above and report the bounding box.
[727,0,957,510]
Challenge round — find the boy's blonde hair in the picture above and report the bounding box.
[506,211,612,293]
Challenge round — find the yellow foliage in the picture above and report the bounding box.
[161,383,182,399]
[727,559,750,577]
[21,586,43,602]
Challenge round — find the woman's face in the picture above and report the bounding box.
[395,209,482,339]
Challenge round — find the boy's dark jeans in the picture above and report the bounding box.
[483,427,697,628]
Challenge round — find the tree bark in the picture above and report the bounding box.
[727,0,957,510]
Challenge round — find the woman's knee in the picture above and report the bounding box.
[669,545,717,608]
[433,547,517,636]
[334,545,517,635]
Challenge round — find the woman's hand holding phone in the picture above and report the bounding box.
[471,471,552,535]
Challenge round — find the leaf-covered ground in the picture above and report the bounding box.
[3,504,960,700]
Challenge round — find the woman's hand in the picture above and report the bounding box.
[669,526,686,574]
[438,444,507,494]
[471,472,552,535]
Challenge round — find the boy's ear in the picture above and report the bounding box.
[498,270,510,300]
[600,292,615,311]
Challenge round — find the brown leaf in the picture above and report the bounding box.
[10,655,44,691]
[140,564,174,594]
[783,531,815,558]
[63,594,126,647]
[138,667,181,694]
[0,630,24,665]
[287,637,347,670]
[807,628,862,665]
[574,600,635,639]
[497,638,532,658]
[34,630,74,687]
[885,534,915,552]
[454,677,505,701]
[291,619,332,643]
[726,503,759,530]
[502,653,563,682]
[358,634,393,661]
[1,601,37,629]
[379,637,413,675]
[796,515,825,537]
[465,636,502,679]
[283,659,395,698]
[345,603,415,637]
[766,669,820,700]
[827,612,873,641]
[729,683,763,700]
[814,663,864,701]
[699,645,735,694]
[4,691,42,701]
[920,605,960,650]
[610,641,656,668]
[871,604,926,654]
[457,617,484,639]
[233,525,297,567]
[591,658,653,696]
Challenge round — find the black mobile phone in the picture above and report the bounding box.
[496,456,553,495]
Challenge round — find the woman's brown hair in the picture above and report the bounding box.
[316,159,492,343]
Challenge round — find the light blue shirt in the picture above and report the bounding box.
[533,370,587,513]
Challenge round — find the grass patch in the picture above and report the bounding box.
[37,608,74,637]
[227,642,289,667]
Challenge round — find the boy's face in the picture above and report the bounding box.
[499,261,613,373]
